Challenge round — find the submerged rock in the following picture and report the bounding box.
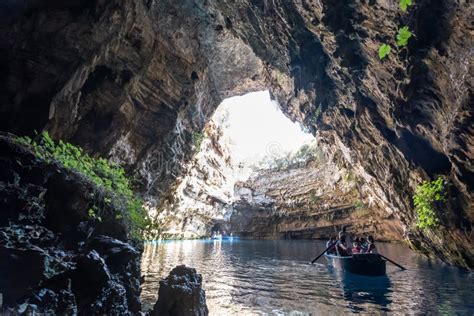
[151,265,208,316]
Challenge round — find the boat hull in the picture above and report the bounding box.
[325,253,386,276]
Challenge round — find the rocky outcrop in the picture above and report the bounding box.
[153,118,236,239]
[231,155,403,241]
[151,265,208,316]
[0,134,142,314]
[0,0,472,268]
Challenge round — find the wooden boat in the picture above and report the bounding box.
[324,253,386,276]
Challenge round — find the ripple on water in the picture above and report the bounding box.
[141,240,474,315]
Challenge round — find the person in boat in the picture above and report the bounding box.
[359,236,368,252]
[364,235,378,254]
[338,227,353,255]
[352,237,362,254]
[336,234,350,256]
[326,236,337,255]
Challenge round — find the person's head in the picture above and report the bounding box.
[367,235,374,243]
[329,236,335,242]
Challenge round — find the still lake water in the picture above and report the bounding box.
[141,240,474,315]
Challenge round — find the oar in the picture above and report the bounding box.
[380,254,406,270]
[311,242,337,264]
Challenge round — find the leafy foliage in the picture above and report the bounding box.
[396,26,413,47]
[376,0,415,59]
[399,0,413,12]
[16,132,157,240]
[378,44,391,60]
[413,176,446,230]
[192,132,204,150]
[354,200,365,209]
[252,141,324,171]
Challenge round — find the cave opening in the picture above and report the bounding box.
[160,90,319,238]
[163,90,406,242]
[211,90,314,173]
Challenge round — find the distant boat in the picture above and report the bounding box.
[325,253,386,276]
[222,236,239,241]
[210,234,239,241]
[211,233,222,240]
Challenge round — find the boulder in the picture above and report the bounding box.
[151,265,208,316]
[0,134,142,314]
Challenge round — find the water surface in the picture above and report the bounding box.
[141,240,474,315]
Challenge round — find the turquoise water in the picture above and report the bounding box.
[141,240,474,315]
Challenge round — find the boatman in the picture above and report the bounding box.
[338,226,353,255]
[326,236,337,255]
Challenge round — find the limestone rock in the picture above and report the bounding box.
[0,134,142,314]
[151,265,208,316]
[0,0,472,268]
[231,158,404,241]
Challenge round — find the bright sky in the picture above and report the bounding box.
[213,90,314,164]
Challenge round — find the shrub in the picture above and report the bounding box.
[16,132,157,240]
[354,200,365,209]
[376,0,414,59]
[400,0,413,12]
[252,141,324,171]
[413,176,446,230]
[192,132,204,150]
[396,26,413,47]
[378,44,391,60]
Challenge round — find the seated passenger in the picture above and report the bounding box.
[359,236,368,252]
[352,237,362,254]
[326,237,336,255]
[365,235,378,254]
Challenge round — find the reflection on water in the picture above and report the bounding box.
[141,240,474,315]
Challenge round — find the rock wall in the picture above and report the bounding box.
[151,265,208,316]
[231,155,403,241]
[0,0,472,268]
[155,119,237,239]
[0,134,142,314]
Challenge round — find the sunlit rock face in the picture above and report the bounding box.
[231,154,404,241]
[154,118,237,239]
[0,0,472,267]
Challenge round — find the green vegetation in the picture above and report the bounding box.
[313,105,322,121]
[309,191,320,204]
[378,44,391,60]
[376,1,414,59]
[413,176,446,230]
[396,26,413,47]
[16,132,157,240]
[253,141,324,171]
[192,132,204,150]
[399,0,413,11]
[354,200,365,209]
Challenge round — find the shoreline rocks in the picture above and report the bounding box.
[151,265,208,316]
[0,134,142,314]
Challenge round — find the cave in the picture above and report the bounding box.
[0,0,472,314]
[161,90,334,239]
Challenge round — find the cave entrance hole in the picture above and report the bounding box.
[209,90,314,175]
[170,90,317,238]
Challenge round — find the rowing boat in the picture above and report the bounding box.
[324,253,386,276]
